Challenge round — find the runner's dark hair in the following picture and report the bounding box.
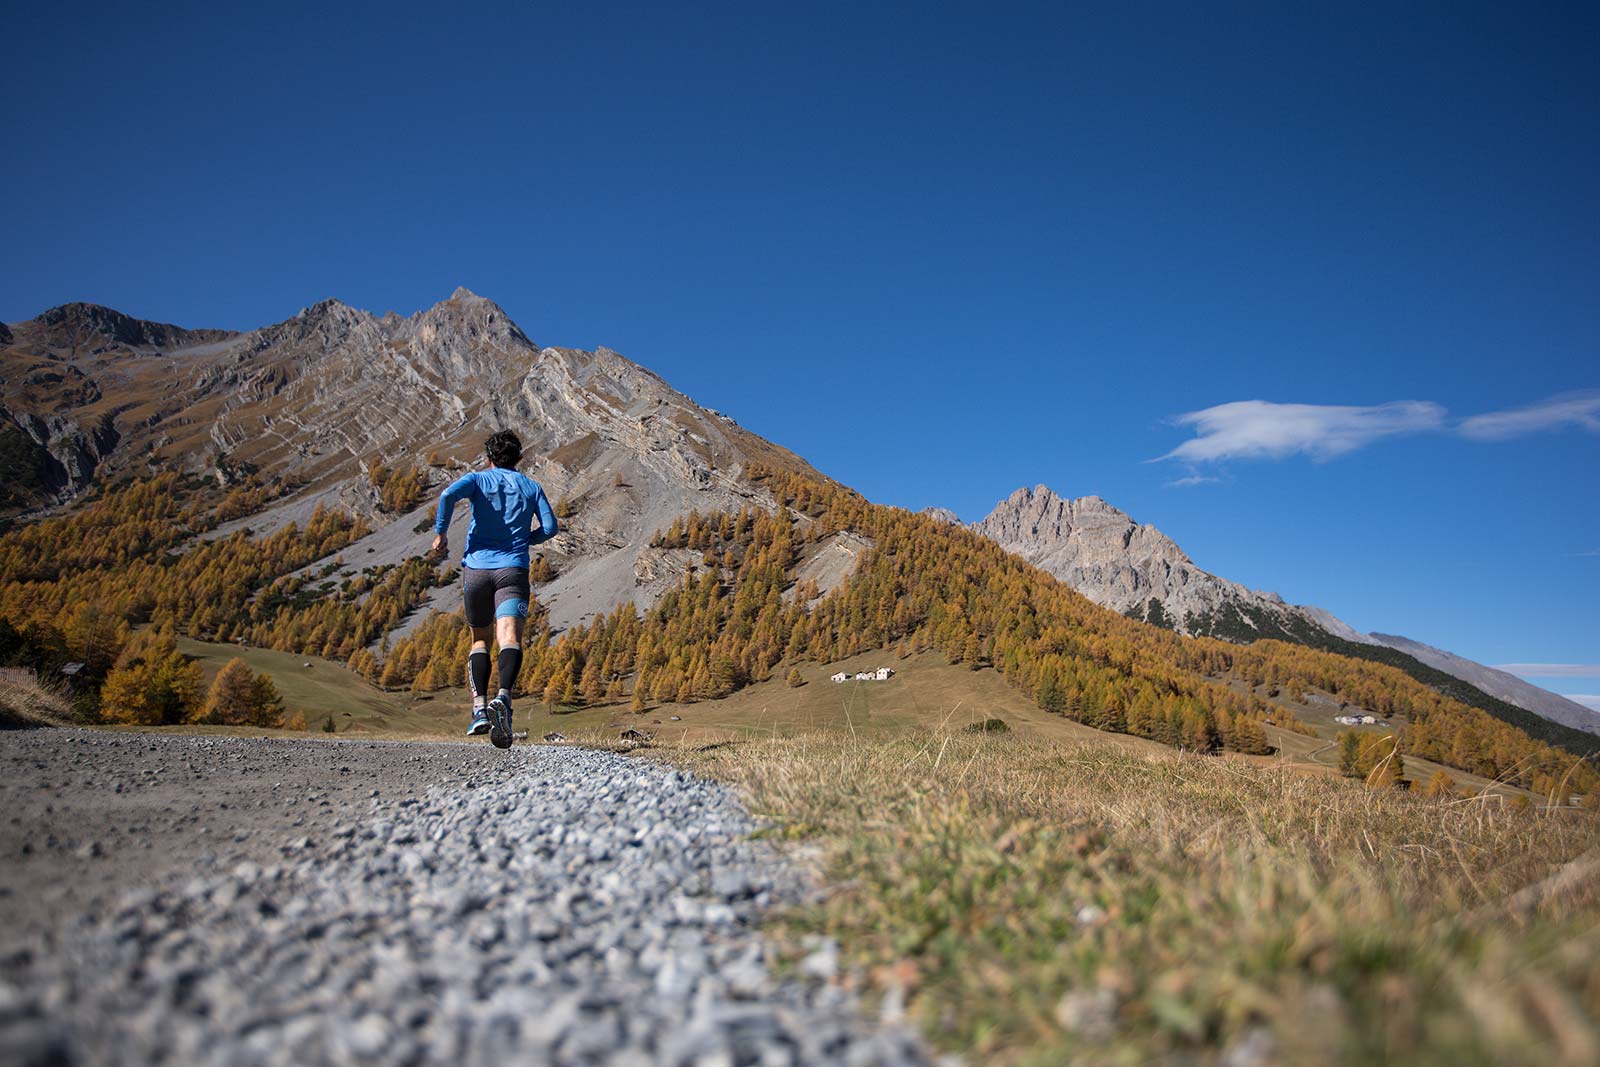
[485,430,522,468]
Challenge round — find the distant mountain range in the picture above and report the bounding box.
[956,485,1600,739]
[5,293,1594,752]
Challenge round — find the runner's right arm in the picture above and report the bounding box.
[529,485,559,545]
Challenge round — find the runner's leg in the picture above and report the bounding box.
[491,567,532,698]
[468,632,493,698]
[495,615,526,695]
[462,569,497,733]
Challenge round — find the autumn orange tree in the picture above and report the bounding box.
[100,627,204,725]
[198,658,284,727]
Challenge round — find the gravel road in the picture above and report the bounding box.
[0,731,929,1066]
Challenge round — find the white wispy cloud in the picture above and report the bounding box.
[1492,663,1600,678]
[1566,549,1600,558]
[1158,400,1446,463]
[1165,473,1220,488]
[1569,695,1600,712]
[1156,389,1598,470]
[1459,389,1600,441]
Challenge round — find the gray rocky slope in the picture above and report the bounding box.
[0,731,928,1067]
[965,486,1600,735]
[2,290,823,633]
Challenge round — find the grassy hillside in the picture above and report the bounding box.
[540,650,1167,746]
[1301,629,1600,757]
[660,730,1600,1066]
[172,638,1162,747]
[170,637,1542,801]
[174,637,458,737]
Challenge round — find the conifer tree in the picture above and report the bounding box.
[580,658,603,704]
[249,672,285,728]
[1228,714,1270,755]
[201,658,260,725]
[1337,730,1364,777]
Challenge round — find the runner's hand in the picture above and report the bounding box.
[430,534,447,559]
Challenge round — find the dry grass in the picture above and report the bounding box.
[642,729,1600,1066]
[0,667,78,728]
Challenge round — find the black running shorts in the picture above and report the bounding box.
[462,566,531,627]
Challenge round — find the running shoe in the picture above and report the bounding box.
[488,695,513,749]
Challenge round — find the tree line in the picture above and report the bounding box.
[0,468,1592,796]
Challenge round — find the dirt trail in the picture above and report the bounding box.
[0,730,497,941]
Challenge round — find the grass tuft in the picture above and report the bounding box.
[0,668,77,728]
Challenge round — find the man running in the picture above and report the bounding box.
[430,430,559,748]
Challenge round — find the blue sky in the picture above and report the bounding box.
[2,3,1595,703]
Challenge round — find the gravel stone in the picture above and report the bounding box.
[1,731,929,1066]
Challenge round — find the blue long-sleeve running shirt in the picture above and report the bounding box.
[433,468,559,570]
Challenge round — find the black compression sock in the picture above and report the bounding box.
[469,650,491,704]
[496,645,523,696]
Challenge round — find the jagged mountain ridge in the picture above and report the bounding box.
[965,486,1600,737]
[1,289,824,632]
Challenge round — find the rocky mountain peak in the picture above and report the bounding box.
[30,301,215,350]
[972,485,1281,631]
[297,297,360,319]
[248,298,379,357]
[976,484,1185,560]
[411,288,532,351]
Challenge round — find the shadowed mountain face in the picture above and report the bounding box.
[971,485,1600,737]
[1,289,823,631]
[1364,633,1600,737]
